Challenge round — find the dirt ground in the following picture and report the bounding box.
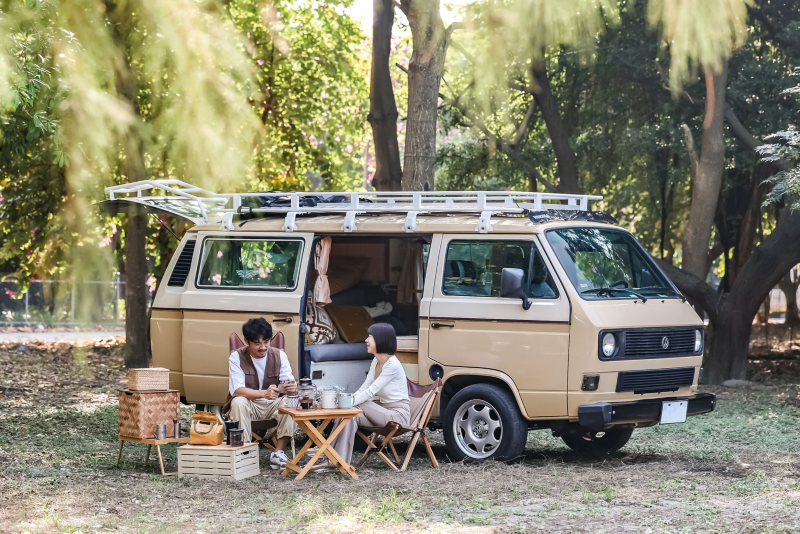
[2,338,800,532]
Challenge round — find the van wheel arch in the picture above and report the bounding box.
[440,374,521,417]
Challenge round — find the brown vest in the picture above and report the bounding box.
[223,346,281,414]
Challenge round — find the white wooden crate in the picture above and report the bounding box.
[178,443,259,480]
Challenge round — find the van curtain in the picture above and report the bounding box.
[398,239,424,304]
[313,237,332,305]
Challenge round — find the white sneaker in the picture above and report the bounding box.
[270,450,290,470]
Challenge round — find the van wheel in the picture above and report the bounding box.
[443,384,528,463]
[561,426,633,454]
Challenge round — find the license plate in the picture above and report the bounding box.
[660,400,688,424]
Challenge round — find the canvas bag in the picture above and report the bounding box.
[189,411,224,445]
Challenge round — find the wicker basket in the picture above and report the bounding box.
[118,389,179,439]
[128,367,170,391]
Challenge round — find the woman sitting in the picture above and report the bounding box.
[323,323,410,467]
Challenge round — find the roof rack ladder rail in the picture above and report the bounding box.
[580,195,588,211]
[476,211,494,233]
[283,212,299,233]
[342,211,357,232]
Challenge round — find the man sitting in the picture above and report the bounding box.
[224,318,297,470]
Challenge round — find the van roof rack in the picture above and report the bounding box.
[105,179,604,233]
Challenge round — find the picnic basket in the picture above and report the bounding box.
[128,367,170,391]
[118,389,179,439]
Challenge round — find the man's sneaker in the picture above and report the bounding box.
[270,450,290,470]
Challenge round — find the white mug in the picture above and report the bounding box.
[320,390,337,409]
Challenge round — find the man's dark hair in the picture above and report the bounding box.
[368,323,397,355]
[242,318,273,343]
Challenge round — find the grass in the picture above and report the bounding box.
[3,339,800,532]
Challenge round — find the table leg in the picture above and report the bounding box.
[117,441,124,466]
[281,418,332,477]
[145,444,152,466]
[157,445,166,476]
[301,418,358,480]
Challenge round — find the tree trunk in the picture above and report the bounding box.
[660,207,800,383]
[368,0,402,191]
[531,65,581,194]
[779,270,800,327]
[400,0,449,191]
[108,2,151,368]
[680,61,729,280]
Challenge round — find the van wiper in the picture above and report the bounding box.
[634,286,687,302]
[581,287,648,303]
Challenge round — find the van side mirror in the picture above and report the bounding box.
[500,268,531,310]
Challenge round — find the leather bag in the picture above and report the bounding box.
[189,411,224,445]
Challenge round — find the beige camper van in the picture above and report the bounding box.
[103,181,715,462]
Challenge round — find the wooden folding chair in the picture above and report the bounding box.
[356,378,442,472]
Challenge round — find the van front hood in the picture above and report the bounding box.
[580,298,702,329]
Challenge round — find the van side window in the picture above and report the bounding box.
[442,240,558,298]
[197,239,303,290]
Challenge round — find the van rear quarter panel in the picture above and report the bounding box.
[151,309,184,392]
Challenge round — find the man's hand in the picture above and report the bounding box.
[263,385,280,400]
[283,379,297,395]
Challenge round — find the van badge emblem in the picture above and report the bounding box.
[661,336,669,350]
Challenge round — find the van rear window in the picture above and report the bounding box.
[197,238,303,290]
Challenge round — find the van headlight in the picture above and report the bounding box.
[694,329,703,353]
[602,332,617,357]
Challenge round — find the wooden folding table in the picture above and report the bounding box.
[278,406,362,480]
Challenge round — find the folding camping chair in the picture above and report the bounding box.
[355,378,442,472]
[227,331,294,455]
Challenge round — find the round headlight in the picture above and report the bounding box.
[602,332,616,357]
[694,329,703,353]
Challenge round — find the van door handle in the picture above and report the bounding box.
[274,317,293,323]
[431,322,454,329]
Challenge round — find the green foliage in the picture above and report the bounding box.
[758,71,800,210]
[228,0,369,191]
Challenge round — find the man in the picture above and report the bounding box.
[224,318,297,470]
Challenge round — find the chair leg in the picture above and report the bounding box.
[400,432,422,472]
[387,438,400,463]
[355,431,377,468]
[422,434,438,468]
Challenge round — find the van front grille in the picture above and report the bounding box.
[167,240,196,287]
[623,328,697,358]
[616,367,695,394]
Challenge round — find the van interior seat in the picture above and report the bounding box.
[304,342,372,364]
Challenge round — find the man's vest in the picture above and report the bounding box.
[223,345,281,414]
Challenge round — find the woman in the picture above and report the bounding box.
[323,323,410,467]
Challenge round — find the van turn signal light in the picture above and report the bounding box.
[581,375,600,391]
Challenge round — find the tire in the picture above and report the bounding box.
[561,426,634,454]
[443,383,528,463]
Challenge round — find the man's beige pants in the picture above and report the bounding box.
[229,396,296,444]
[330,400,411,465]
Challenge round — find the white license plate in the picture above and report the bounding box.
[659,400,688,424]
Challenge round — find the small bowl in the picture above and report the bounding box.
[285,395,300,408]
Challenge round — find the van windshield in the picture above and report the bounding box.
[545,228,676,300]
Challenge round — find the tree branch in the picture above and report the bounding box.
[653,258,721,325]
[512,100,537,147]
[681,123,699,177]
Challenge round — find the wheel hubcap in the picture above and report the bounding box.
[453,400,502,459]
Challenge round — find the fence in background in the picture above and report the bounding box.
[0,276,152,326]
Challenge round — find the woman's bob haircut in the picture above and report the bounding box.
[367,323,397,355]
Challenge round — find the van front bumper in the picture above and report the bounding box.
[577,393,716,428]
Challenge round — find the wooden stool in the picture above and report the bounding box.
[117,435,190,475]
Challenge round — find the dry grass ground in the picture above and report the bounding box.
[2,338,800,533]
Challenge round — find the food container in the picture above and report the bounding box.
[320,390,337,409]
[155,424,167,441]
[285,395,300,408]
[338,393,354,409]
[228,428,245,448]
[225,420,239,446]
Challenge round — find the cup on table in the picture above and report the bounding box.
[320,390,337,409]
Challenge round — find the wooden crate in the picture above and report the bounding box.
[118,389,179,439]
[178,443,260,480]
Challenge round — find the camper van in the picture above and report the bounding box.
[103,180,715,462]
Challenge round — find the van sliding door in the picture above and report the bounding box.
[179,232,314,405]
